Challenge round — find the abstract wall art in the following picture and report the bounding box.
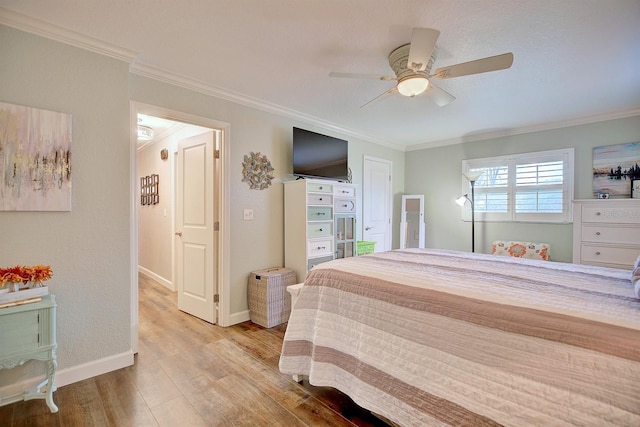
[0,102,72,211]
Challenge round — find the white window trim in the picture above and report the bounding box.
[460,148,574,223]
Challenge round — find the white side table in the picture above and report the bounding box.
[0,294,58,412]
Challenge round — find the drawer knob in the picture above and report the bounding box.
[595,251,601,256]
[595,232,600,236]
[319,197,323,201]
[317,246,325,250]
[317,212,326,216]
[342,204,348,208]
[319,228,323,232]
[595,212,601,216]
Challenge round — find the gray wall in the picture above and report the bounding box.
[404,115,640,262]
[0,26,132,385]
[0,24,404,388]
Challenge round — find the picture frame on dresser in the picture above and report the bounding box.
[632,179,640,198]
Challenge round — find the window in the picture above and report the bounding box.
[461,148,574,223]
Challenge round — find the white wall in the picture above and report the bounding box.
[0,25,133,388]
[404,115,640,262]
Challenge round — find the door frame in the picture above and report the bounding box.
[130,101,231,352]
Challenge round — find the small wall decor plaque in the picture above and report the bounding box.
[242,152,274,190]
[140,174,159,205]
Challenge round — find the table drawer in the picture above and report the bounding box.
[307,239,333,257]
[335,198,356,213]
[307,194,333,205]
[581,205,640,224]
[307,206,332,220]
[307,221,333,238]
[581,224,640,245]
[307,182,333,193]
[580,244,640,267]
[334,185,356,198]
[0,311,39,358]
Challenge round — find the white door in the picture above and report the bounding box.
[363,156,392,252]
[175,132,217,323]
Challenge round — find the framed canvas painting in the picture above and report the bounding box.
[0,102,72,211]
[592,142,640,198]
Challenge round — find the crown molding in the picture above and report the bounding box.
[0,7,137,62]
[407,108,640,151]
[129,62,404,151]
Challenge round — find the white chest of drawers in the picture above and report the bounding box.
[285,179,357,282]
[572,199,640,269]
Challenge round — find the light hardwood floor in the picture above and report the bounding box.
[0,275,388,426]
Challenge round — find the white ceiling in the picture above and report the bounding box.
[1,1,639,150]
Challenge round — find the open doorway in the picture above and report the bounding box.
[130,102,231,353]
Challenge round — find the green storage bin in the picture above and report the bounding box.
[357,241,376,255]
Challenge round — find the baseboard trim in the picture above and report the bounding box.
[138,266,173,291]
[0,350,134,407]
[226,309,250,327]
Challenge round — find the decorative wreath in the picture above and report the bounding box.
[241,152,274,190]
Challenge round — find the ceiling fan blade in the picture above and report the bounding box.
[407,28,440,71]
[360,87,398,109]
[329,72,396,81]
[425,82,455,107]
[432,52,514,79]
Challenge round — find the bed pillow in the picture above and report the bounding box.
[633,256,640,298]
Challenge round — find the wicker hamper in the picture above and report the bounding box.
[248,267,297,328]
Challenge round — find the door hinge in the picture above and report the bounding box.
[213,294,219,303]
[214,221,219,231]
[214,149,220,159]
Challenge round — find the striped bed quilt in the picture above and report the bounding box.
[278,249,640,426]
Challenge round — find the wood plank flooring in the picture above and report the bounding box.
[0,275,390,426]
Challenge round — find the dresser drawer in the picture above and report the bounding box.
[581,205,640,224]
[307,193,333,205]
[307,221,333,238]
[334,185,356,198]
[581,224,640,245]
[307,182,333,193]
[580,244,640,267]
[307,239,333,257]
[334,198,356,213]
[307,206,332,220]
[307,255,334,271]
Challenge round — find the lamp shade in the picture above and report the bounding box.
[397,76,429,97]
[456,195,469,207]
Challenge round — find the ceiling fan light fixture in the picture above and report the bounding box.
[137,125,154,141]
[397,76,429,97]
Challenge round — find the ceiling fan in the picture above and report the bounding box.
[329,28,514,108]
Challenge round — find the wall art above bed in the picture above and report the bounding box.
[0,102,72,211]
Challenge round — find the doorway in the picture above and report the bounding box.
[362,155,392,252]
[130,102,231,353]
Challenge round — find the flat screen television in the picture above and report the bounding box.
[292,127,348,181]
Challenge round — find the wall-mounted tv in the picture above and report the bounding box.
[293,127,348,181]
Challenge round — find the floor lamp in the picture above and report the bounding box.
[456,172,483,253]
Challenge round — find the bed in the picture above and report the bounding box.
[279,249,640,426]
